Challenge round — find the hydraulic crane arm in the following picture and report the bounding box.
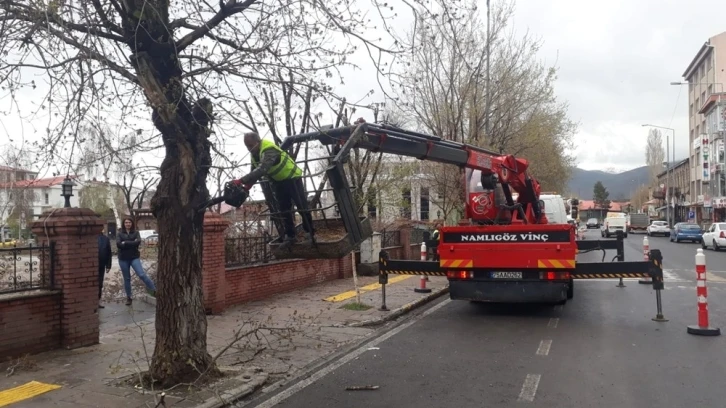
[281,122,544,226]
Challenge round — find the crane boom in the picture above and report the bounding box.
[282,122,545,226]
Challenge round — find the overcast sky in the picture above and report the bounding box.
[510,0,726,171]
[2,0,726,179]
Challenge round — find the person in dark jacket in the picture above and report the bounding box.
[117,217,156,306]
[97,231,112,308]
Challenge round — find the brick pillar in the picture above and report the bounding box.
[399,226,412,259]
[31,208,104,350]
[202,212,229,315]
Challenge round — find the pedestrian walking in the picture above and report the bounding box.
[117,217,156,306]
[97,231,112,308]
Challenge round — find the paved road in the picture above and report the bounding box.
[244,229,726,408]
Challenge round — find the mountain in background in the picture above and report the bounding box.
[567,166,650,200]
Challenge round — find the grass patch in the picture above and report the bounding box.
[341,302,373,311]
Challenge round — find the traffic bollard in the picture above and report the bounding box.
[687,249,721,336]
[415,242,432,293]
[638,236,652,284]
[421,242,430,282]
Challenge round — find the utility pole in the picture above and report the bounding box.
[484,0,491,139]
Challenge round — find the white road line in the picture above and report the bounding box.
[517,374,541,402]
[536,340,552,356]
[250,299,452,408]
[547,318,559,328]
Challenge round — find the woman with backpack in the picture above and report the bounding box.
[117,217,156,306]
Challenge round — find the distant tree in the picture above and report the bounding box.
[629,184,650,211]
[593,181,611,209]
[646,129,665,187]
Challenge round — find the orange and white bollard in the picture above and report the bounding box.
[687,249,721,336]
[638,236,652,284]
[415,242,432,293]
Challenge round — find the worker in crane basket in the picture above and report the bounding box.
[233,132,315,248]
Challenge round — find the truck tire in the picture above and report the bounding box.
[567,279,574,299]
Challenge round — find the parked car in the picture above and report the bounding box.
[0,238,17,248]
[701,223,726,251]
[670,223,703,243]
[585,218,600,229]
[647,221,670,237]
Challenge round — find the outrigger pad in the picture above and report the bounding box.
[269,217,373,260]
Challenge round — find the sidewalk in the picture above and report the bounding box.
[0,274,448,407]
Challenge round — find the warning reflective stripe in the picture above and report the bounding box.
[572,272,649,279]
[537,259,575,269]
[440,259,473,268]
[386,270,447,276]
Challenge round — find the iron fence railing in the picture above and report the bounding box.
[225,236,275,267]
[0,243,55,294]
[381,230,401,248]
[410,228,426,245]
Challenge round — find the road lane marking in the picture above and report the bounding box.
[547,318,559,328]
[517,374,541,402]
[323,275,412,302]
[0,381,61,407]
[536,340,552,356]
[250,299,452,408]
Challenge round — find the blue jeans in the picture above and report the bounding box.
[118,258,156,299]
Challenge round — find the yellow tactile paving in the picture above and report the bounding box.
[324,275,412,302]
[0,381,61,407]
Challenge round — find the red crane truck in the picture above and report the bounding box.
[209,122,664,307]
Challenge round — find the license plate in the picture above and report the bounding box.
[491,271,522,279]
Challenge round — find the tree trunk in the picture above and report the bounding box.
[147,150,216,386]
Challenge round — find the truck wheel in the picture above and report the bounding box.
[567,279,574,299]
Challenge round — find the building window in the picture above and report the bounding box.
[367,187,377,218]
[44,193,49,204]
[400,188,412,219]
[420,187,430,220]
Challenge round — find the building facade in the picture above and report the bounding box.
[682,30,726,224]
[654,159,690,224]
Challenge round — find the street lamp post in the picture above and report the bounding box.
[643,124,675,226]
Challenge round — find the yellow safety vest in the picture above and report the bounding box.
[251,139,303,181]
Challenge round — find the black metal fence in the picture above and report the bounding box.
[381,230,401,248]
[0,243,55,294]
[410,228,426,245]
[225,236,275,267]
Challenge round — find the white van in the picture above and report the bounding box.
[602,215,627,238]
[539,194,568,225]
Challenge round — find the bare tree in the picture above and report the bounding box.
[646,128,665,187]
[629,184,650,211]
[0,0,450,385]
[396,0,576,193]
[0,145,37,240]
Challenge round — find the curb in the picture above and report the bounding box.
[139,293,156,306]
[195,367,269,408]
[347,285,449,328]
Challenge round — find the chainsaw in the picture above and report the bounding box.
[198,180,251,212]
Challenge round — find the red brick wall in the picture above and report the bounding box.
[224,254,352,306]
[0,291,61,359]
